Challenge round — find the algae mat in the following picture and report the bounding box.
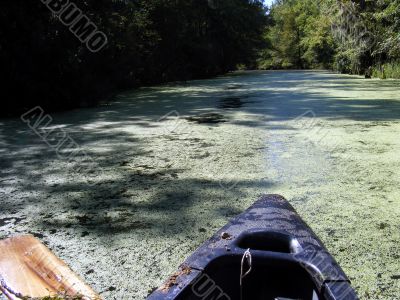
[0,71,399,299]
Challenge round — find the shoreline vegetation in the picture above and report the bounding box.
[1,0,267,117]
[257,0,400,80]
[372,62,400,80]
[2,1,400,117]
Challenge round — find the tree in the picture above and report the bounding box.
[258,0,400,76]
[0,0,268,116]
[259,0,333,69]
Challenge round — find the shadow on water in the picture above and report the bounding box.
[186,113,227,124]
[218,96,245,109]
[1,70,400,240]
[217,95,259,109]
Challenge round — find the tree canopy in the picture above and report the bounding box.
[2,0,400,116]
[259,0,400,76]
[0,0,267,116]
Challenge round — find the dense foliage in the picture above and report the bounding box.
[2,0,400,116]
[259,0,336,69]
[259,0,400,77]
[0,0,267,116]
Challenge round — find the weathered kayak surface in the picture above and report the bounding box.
[148,194,359,300]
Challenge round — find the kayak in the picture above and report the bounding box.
[148,194,359,300]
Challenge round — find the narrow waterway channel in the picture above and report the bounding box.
[1,71,399,299]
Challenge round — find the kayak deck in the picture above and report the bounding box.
[148,194,359,300]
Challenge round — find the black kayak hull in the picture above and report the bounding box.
[148,194,359,300]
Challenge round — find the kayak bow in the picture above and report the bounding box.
[148,194,358,300]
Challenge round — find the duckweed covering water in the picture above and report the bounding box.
[0,71,399,299]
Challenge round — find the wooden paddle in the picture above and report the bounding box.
[0,235,100,300]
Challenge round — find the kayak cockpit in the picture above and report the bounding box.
[179,253,321,300]
[148,195,358,300]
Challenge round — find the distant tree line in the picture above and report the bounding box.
[258,0,400,78]
[3,0,399,116]
[0,0,267,116]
